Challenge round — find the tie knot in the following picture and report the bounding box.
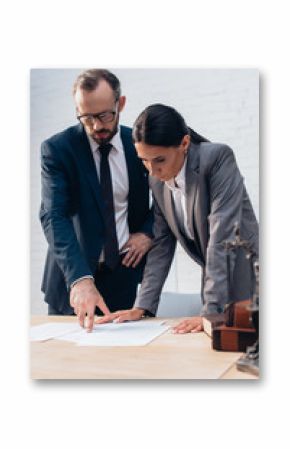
[99,143,113,158]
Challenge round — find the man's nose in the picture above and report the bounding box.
[92,117,104,130]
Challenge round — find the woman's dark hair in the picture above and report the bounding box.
[132,103,208,147]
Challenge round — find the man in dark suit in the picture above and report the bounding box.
[40,69,153,331]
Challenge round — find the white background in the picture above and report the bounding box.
[0,1,288,448]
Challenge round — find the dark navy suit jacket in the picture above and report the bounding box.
[40,124,153,311]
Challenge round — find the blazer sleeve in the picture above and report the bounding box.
[201,145,246,315]
[134,197,177,315]
[39,141,93,289]
[138,207,154,238]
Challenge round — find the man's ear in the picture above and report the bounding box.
[118,96,126,112]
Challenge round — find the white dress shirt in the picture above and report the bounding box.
[165,155,194,241]
[87,129,130,256]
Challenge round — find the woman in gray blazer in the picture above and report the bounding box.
[97,104,259,333]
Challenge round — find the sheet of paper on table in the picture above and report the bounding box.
[30,320,170,346]
[30,322,81,341]
[57,321,170,346]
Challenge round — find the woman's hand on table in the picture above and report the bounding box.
[172,316,203,334]
[95,308,145,324]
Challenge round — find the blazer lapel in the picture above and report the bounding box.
[162,142,204,264]
[163,143,200,241]
[163,183,202,264]
[71,124,105,216]
[185,143,200,240]
[163,186,182,238]
[120,126,137,203]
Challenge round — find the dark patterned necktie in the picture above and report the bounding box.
[99,143,119,270]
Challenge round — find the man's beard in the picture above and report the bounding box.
[91,120,119,145]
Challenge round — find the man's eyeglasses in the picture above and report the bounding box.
[77,106,118,126]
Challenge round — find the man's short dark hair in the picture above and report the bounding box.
[73,69,121,101]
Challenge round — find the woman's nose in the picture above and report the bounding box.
[148,162,155,176]
[150,164,159,177]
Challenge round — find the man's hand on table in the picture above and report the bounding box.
[70,278,110,332]
[95,308,145,324]
[172,316,203,334]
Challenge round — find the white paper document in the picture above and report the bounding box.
[30,322,81,341]
[30,320,169,346]
[57,320,169,346]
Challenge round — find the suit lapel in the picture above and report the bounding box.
[185,143,200,240]
[163,186,182,238]
[162,142,203,264]
[120,126,137,202]
[163,183,202,264]
[71,124,105,216]
[163,143,200,240]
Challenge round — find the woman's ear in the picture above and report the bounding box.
[181,134,191,154]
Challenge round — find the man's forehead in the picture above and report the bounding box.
[74,81,115,110]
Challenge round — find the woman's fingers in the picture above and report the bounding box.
[95,312,120,324]
[172,317,203,334]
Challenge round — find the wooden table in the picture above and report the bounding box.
[30,316,258,380]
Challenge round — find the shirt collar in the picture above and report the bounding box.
[165,154,188,193]
[86,126,123,154]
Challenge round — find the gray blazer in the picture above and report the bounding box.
[134,141,259,316]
